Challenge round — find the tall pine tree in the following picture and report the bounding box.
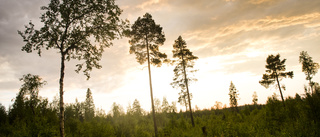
[170,36,198,127]
[229,81,239,112]
[259,54,293,107]
[84,88,95,121]
[127,13,167,136]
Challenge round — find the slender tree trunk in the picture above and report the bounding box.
[309,80,313,94]
[276,75,285,107]
[181,48,195,127]
[59,53,65,137]
[308,72,313,93]
[146,37,158,137]
[185,98,188,112]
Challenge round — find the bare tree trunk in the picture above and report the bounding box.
[308,72,313,93]
[59,53,65,137]
[185,98,188,112]
[276,75,285,107]
[146,37,158,137]
[181,48,195,127]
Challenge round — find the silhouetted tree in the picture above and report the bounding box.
[8,74,58,136]
[170,36,198,127]
[259,54,293,107]
[74,98,84,122]
[0,104,6,125]
[229,81,239,112]
[132,99,143,116]
[154,98,162,113]
[19,74,47,115]
[110,102,124,118]
[161,97,170,113]
[18,0,126,136]
[299,51,319,93]
[127,13,167,136]
[170,101,177,113]
[178,90,193,112]
[9,74,46,122]
[84,88,94,121]
[252,91,258,105]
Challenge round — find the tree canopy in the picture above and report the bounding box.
[229,81,239,111]
[18,0,127,78]
[128,13,167,66]
[18,0,127,136]
[259,54,293,107]
[170,36,198,127]
[299,51,319,93]
[127,12,167,136]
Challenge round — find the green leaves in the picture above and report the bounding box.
[128,13,167,66]
[19,0,127,79]
[260,53,294,106]
[299,51,319,81]
[84,88,95,121]
[171,36,198,90]
[259,74,275,88]
[259,54,294,88]
[229,81,239,110]
[19,74,47,100]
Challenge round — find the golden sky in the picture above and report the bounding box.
[0,0,320,112]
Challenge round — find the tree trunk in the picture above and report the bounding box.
[276,75,285,107]
[181,48,195,127]
[59,53,65,137]
[308,72,313,93]
[146,37,158,137]
[185,98,188,112]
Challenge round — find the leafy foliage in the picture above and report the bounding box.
[170,36,198,90]
[177,90,192,111]
[84,88,95,121]
[259,54,293,106]
[128,13,167,66]
[229,81,239,111]
[252,91,258,105]
[299,51,319,93]
[127,12,168,136]
[18,0,127,78]
[2,80,320,136]
[18,1,127,136]
[170,36,198,127]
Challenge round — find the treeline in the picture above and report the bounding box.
[1,77,320,136]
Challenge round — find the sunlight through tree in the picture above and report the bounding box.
[259,54,293,107]
[18,0,127,136]
[127,13,167,136]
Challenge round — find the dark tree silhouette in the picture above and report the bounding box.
[259,54,293,107]
[84,88,94,121]
[18,0,126,136]
[229,81,239,112]
[170,36,198,127]
[252,91,258,105]
[19,74,47,115]
[9,74,46,122]
[177,90,192,112]
[127,13,167,136]
[110,102,124,118]
[299,51,319,93]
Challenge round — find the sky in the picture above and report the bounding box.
[1,0,320,113]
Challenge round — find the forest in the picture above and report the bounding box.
[1,0,320,136]
[1,79,320,136]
